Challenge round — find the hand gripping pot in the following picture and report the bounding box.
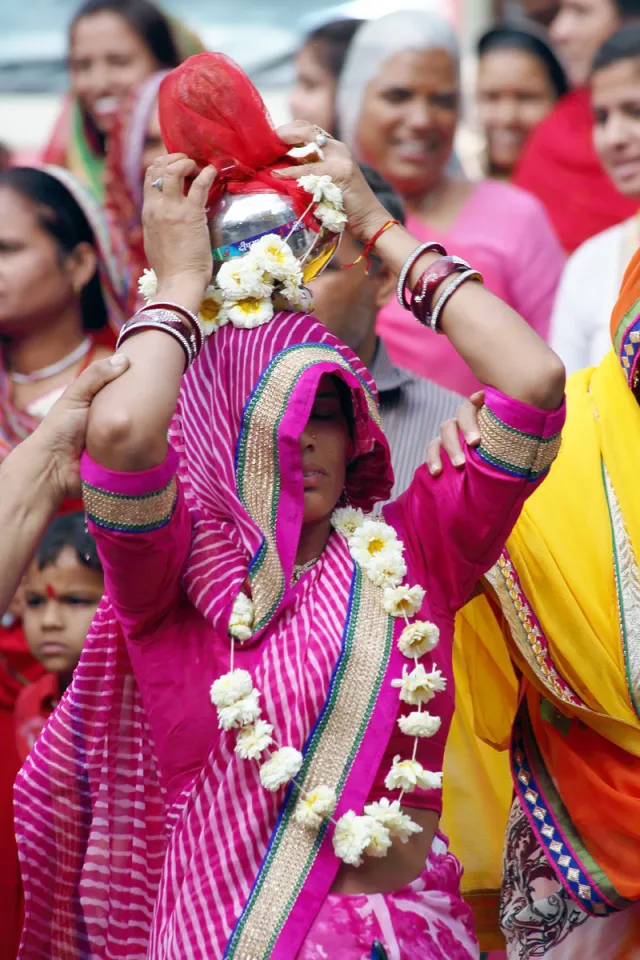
[208,188,340,286]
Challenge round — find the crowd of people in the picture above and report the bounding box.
[2,0,640,957]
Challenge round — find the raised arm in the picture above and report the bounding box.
[86,155,216,472]
[276,123,566,411]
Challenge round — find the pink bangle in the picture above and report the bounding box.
[396,242,447,310]
[136,300,204,355]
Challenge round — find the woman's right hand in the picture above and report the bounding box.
[274,122,390,244]
[142,153,217,313]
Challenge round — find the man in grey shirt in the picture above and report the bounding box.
[309,165,462,497]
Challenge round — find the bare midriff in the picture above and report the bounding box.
[330,807,439,895]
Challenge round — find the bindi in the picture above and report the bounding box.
[45,584,57,600]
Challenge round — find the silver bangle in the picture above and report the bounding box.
[116,317,196,369]
[430,269,483,333]
[396,242,447,310]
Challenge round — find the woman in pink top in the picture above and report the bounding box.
[13,83,565,959]
[336,11,565,395]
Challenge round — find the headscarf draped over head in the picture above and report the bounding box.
[159,52,320,224]
[105,71,169,314]
[336,10,459,153]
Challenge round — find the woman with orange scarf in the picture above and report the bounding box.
[447,250,640,957]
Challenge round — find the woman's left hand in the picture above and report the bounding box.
[274,121,390,244]
[142,153,217,312]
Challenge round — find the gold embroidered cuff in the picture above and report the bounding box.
[82,477,177,532]
[477,406,561,480]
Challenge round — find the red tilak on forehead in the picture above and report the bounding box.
[45,584,57,600]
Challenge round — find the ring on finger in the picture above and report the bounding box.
[314,125,332,148]
[151,178,164,191]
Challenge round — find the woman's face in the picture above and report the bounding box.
[141,101,167,175]
[592,57,640,198]
[70,11,159,134]
[0,188,90,336]
[299,374,352,527]
[550,0,619,88]
[354,48,459,198]
[477,47,557,176]
[290,44,336,134]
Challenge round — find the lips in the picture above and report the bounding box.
[609,159,640,183]
[303,463,328,489]
[40,642,69,657]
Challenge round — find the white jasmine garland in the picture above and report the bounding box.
[235,719,274,760]
[331,506,365,537]
[349,520,399,566]
[398,711,442,739]
[228,592,254,642]
[210,668,254,709]
[383,584,426,619]
[226,297,274,329]
[298,174,344,208]
[332,812,374,867]
[217,688,261,731]
[315,201,348,234]
[364,798,423,843]
[364,819,393,859]
[363,550,407,589]
[259,746,303,792]
[248,235,302,282]
[217,259,274,302]
[199,287,229,334]
[294,785,337,829]
[385,756,443,793]
[391,663,446,706]
[397,620,440,659]
[138,267,158,301]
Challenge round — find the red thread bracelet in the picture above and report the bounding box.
[342,219,400,273]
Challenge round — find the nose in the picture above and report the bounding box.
[493,97,520,127]
[406,97,433,132]
[41,599,64,630]
[86,61,113,96]
[550,10,570,46]
[299,425,317,452]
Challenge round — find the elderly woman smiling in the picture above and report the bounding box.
[337,11,565,395]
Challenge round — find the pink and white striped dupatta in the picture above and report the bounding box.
[15,313,411,960]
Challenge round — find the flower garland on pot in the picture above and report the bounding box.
[210,508,444,868]
[138,175,346,333]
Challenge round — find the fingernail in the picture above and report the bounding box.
[453,455,465,467]
[467,432,480,444]
[109,355,127,367]
[428,465,441,475]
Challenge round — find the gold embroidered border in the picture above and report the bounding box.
[237,345,380,629]
[229,571,391,959]
[604,466,640,717]
[477,407,561,479]
[82,477,177,532]
[486,556,585,709]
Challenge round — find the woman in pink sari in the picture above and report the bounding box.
[13,56,565,959]
[336,11,565,395]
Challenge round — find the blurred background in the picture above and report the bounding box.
[0,0,499,153]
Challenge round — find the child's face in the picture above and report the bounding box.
[22,546,104,674]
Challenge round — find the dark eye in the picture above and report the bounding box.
[431,92,457,110]
[381,88,412,105]
[61,595,97,607]
[24,595,45,609]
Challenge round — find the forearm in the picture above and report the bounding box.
[86,281,201,471]
[366,212,566,410]
[0,437,61,614]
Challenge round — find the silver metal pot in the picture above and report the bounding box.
[208,188,340,284]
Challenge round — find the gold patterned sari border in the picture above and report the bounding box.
[227,569,393,959]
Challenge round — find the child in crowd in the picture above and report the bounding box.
[14,513,103,761]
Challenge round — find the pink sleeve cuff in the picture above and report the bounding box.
[476,389,566,481]
[81,448,180,534]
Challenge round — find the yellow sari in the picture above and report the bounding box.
[446,250,640,948]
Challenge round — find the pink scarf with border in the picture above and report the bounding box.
[15,313,415,959]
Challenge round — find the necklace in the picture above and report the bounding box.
[9,337,92,384]
[291,556,321,585]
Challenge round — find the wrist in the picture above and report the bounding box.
[349,203,393,244]
[153,276,207,316]
[14,432,64,510]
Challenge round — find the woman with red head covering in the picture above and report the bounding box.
[14,54,565,959]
